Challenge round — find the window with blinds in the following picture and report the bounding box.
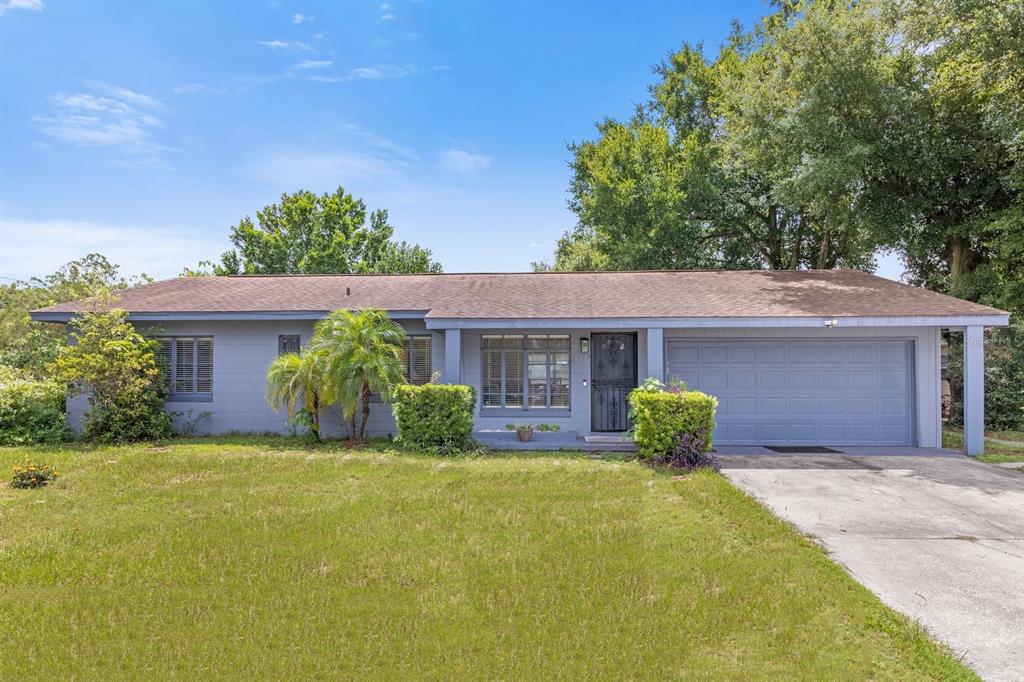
[481,335,569,410]
[154,336,213,398]
[403,336,432,385]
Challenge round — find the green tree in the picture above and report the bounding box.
[0,254,150,376]
[311,309,407,441]
[214,187,442,275]
[48,309,173,442]
[266,349,327,440]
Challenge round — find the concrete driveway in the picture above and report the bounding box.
[719,454,1024,681]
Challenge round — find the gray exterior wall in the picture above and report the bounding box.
[64,320,940,447]
[67,319,444,438]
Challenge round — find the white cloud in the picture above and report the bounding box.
[306,64,448,83]
[379,2,395,20]
[258,39,312,52]
[0,217,227,281]
[437,149,491,175]
[291,13,309,24]
[293,59,332,70]
[0,0,44,15]
[34,82,169,167]
[380,13,396,21]
[84,80,162,110]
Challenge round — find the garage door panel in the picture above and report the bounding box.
[665,339,914,446]
[790,370,817,388]
[730,370,757,389]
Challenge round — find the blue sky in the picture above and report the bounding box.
[1,0,900,282]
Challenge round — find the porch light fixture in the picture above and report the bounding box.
[580,338,589,353]
[824,318,839,328]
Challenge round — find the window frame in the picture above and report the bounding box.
[278,334,301,355]
[402,335,433,386]
[480,334,571,416]
[155,336,214,402]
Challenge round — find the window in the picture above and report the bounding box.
[155,336,213,400]
[278,335,301,355]
[403,336,432,385]
[481,335,569,410]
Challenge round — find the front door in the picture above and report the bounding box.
[591,333,637,432]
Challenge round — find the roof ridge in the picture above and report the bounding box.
[219,268,850,279]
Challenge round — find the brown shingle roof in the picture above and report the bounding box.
[34,270,1007,320]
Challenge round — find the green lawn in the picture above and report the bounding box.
[943,427,1024,463]
[1,438,974,680]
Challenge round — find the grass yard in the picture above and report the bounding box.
[1,438,974,680]
[943,427,1024,463]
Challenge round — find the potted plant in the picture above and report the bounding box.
[505,423,534,442]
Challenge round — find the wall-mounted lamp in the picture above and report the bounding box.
[582,379,588,388]
[580,338,589,353]
[824,318,839,328]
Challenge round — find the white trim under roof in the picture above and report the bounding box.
[423,315,1010,330]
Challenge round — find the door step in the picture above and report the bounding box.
[583,434,632,444]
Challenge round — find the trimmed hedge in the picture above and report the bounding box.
[0,368,71,446]
[392,384,476,452]
[628,387,717,461]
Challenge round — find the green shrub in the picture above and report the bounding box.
[628,384,717,461]
[0,366,70,445]
[10,461,59,489]
[392,384,476,453]
[48,309,174,443]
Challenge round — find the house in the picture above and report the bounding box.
[31,270,1009,454]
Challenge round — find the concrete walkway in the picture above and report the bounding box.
[719,454,1024,681]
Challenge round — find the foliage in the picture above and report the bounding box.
[311,309,407,441]
[947,323,1024,432]
[628,383,717,461]
[48,309,173,442]
[0,254,149,378]
[170,409,213,437]
[212,187,443,275]
[266,349,327,440]
[657,428,718,472]
[10,461,59,489]
[547,0,1021,311]
[392,383,476,453]
[0,366,70,445]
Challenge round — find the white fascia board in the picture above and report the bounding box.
[30,310,429,323]
[424,314,1010,330]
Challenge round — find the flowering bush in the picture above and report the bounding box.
[11,462,59,489]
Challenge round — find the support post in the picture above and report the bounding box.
[443,329,462,384]
[646,328,664,383]
[963,325,985,456]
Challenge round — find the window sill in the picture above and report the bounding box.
[166,394,213,403]
[479,408,571,418]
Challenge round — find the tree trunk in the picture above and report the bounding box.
[948,235,974,280]
[348,411,357,443]
[358,381,372,441]
[310,395,320,441]
[789,213,805,270]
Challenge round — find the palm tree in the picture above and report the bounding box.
[311,309,407,441]
[266,349,327,440]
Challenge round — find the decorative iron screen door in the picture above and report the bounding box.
[590,333,637,432]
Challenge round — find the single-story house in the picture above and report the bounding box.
[31,270,1009,454]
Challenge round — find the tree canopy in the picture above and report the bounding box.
[213,187,443,275]
[542,0,1022,315]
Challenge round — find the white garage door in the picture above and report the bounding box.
[665,340,915,446]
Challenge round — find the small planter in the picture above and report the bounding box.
[515,426,534,442]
